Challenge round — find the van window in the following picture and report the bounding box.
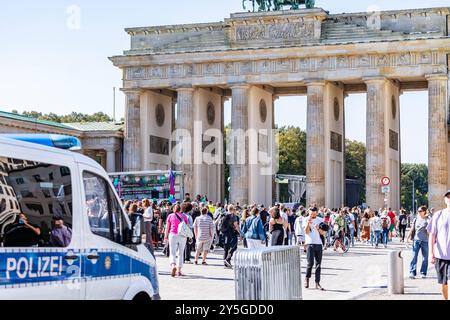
[0,157,73,247]
[83,172,126,244]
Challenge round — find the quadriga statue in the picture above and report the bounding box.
[243,0,315,12]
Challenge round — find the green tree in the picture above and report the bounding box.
[277,126,307,175]
[345,139,366,203]
[400,163,428,212]
[276,126,307,202]
[12,110,113,123]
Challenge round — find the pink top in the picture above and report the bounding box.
[167,213,189,235]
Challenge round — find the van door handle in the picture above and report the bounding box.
[65,255,79,261]
[87,254,100,260]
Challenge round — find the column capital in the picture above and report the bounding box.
[363,76,388,84]
[305,79,326,87]
[120,88,144,95]
[228,83,251,90]
[425,73,448,81]
[104,145,120,153]
[221,96,230,103]
[175,86,195,93]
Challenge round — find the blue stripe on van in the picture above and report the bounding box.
[0,250,159,294]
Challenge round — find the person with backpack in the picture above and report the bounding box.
[215,207,228,249]
[380,212,391,248]
[408,206,430,279]
[242,207,266,249]
[164,203,192,277]
[398,209,409,242]
[221,205,240,269]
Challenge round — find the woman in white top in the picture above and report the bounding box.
[142,199,154,248]
[294,211,305,245]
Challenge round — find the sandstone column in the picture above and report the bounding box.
[229,85,249,205]
[426,74,449,210]
[105,147,117,173]
[176,87,195,196]
[122,89,142,172]
[365,77,387,211]
[220,96,227,202]
[324,82,345,209]
[306,81,326,207]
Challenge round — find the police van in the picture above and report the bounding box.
[0,135,160,300]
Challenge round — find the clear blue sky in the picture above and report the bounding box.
[1,0,447,164]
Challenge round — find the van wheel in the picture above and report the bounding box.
[133,292,151,301]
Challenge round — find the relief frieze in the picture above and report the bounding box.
[235,22,315,41]
[124,51,439,81]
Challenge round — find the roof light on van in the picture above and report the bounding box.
[1,134,82,151]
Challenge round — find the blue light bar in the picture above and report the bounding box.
[1,134,82,151]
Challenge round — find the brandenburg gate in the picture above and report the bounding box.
[111,6,450,210]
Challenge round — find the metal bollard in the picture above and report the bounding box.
[388,250,404,295]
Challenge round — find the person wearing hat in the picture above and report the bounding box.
[49,216,72,248]
[427,190,450,300]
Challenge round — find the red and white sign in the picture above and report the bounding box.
[381,177,391,186]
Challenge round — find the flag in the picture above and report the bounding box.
[169,170,176,203]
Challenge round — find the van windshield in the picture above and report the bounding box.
[0,156,73,248]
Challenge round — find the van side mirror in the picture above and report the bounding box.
[125,213,144,245]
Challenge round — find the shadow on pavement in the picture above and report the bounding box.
[318,289,351,293]
[176,274,234,281]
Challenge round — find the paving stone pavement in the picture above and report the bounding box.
[155,239,444,300]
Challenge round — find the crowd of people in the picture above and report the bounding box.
[121,191,449,300]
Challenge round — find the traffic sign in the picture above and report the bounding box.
[381,186,391,194]
[381,177,391,186]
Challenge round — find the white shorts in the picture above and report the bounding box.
[196,240,213,252]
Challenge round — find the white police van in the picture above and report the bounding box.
[0,135,160,300]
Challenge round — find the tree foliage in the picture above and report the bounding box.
[11,110,114,123]
[345,139,366,203]
[400,163,428,212]
[277,126,307,175]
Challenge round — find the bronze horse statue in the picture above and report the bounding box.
[243,0,272,12]
[273,0,315,10]
[243,0,315,11]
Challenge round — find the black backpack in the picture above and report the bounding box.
[219,214,232,233]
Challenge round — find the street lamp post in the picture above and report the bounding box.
[411,173,419,218]
[412,178,415,215]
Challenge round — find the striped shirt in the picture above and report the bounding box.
[193,215,214,241]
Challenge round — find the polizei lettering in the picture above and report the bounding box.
[5,256,63,280]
